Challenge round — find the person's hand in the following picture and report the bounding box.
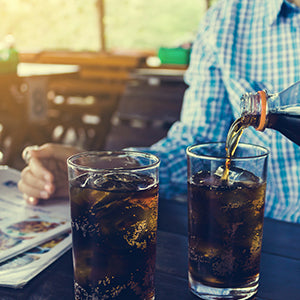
[18,143,83,205]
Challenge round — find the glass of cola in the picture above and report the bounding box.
[67,151,160,300]
[186,142,269,300]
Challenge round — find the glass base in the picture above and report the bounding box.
[188,272,259,300]
[74,281,155,300]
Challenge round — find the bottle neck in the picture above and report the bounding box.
[240,92,267,131]
[240,81,300,132]
[240,90,273,131]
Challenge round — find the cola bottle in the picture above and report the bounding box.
[240,80,300,146]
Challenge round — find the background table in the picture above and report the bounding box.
[0,197,299,300]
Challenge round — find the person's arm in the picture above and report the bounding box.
[18,143,83,205]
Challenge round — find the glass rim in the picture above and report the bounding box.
[67,150,160,172]
[186,142,269,160]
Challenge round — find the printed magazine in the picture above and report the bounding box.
[0,231,71,288]
[0,166,72,287]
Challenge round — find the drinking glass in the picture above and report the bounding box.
[67,151,160,300]
[186,142,269,299]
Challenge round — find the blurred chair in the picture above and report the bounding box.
[0,74,30,166]
[0,74,22,165]
[0,73,56,167]
[45,53,144,150]
[104,69,188,150]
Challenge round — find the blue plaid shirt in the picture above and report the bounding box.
[134,0,300,223]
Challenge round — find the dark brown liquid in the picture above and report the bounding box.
[188,114,266,288]
[222,116,250,181]
[188,169,266,288]
[268,107,300,146]
[224,108,300,169]
[70,172,158,300]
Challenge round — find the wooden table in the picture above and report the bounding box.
[0,197,299,300]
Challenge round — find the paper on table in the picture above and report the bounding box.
[0,231,72,288]
[0,166,71,263]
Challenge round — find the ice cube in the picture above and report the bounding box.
[230,167,260,185]
[94,172,152,192]
[214,166,225,178]
[214,166,259,186]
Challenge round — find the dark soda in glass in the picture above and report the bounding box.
[70,172,158,300]
[188,167,266,289]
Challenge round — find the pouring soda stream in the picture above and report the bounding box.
[222,80,300,182]
[187,80,300,299]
